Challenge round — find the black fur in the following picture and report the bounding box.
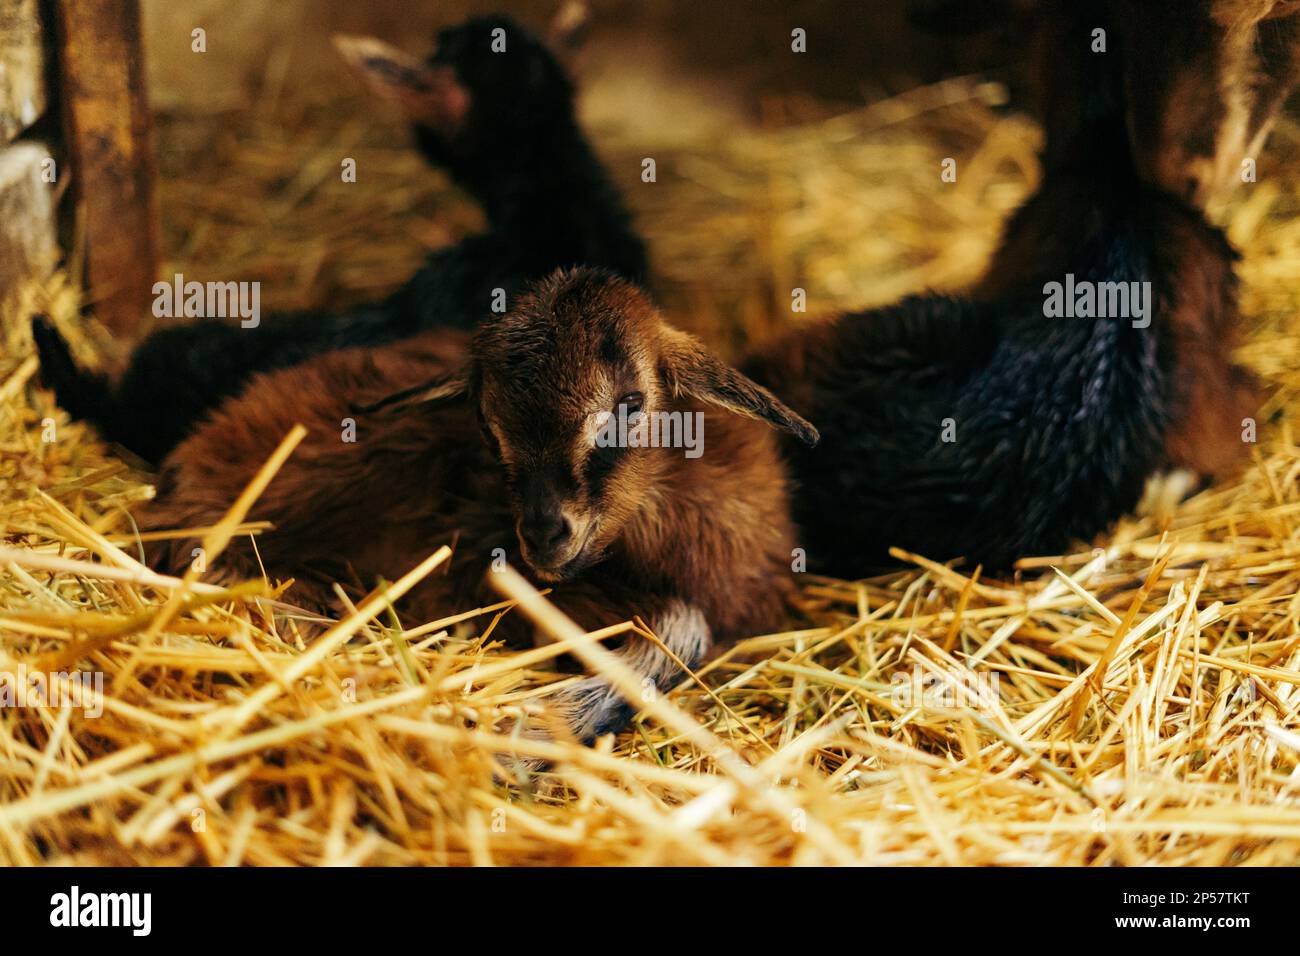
[33,16,646,464]
[748,224,1170,573]
[746,4,1221,574]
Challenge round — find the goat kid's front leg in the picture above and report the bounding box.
[545,599,711,744]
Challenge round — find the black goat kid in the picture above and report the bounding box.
[33,14,645,464]
[747,3,1262,574]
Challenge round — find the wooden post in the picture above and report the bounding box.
[55,0,158,338]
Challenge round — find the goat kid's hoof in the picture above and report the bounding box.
[491,677,640,777]
[546,676,639,746]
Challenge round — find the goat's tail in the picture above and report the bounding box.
[30,316,125,439]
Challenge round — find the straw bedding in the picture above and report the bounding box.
[1,76,1299,866]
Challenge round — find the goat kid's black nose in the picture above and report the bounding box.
[520,514,572,553]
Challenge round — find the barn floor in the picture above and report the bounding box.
[3,72,1300,865]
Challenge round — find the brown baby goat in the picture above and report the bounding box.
[137,268,817,742]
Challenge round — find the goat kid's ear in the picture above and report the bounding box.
[332,35,468,130]
[353,367,473,416]
[547,1,592,53]
[660,329,819,447]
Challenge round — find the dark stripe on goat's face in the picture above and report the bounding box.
[584,440,625,502]
[600,327,627,368]
[518,460,579,520]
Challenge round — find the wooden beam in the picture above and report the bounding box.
[55,0,158,338]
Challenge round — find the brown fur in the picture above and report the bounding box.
[1114,0,1300,473]
[137,269,815,742]
[1149,210,1259,475]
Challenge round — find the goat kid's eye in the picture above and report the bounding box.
[616,392,644,416]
